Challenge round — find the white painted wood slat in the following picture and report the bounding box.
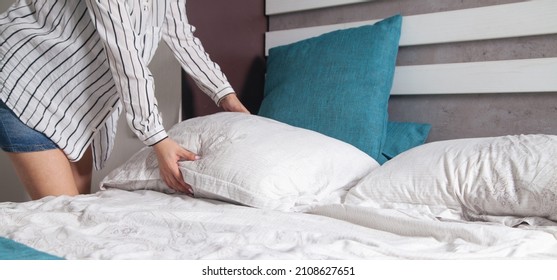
[391,58,557,95]
[266,0,375,15]
[266,0,557,54]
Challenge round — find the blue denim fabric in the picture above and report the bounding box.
[0,99,58,152]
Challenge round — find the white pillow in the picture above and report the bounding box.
[345,134,557,221]
[101,112,378,211]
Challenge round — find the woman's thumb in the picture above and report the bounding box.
[178,148,199,161]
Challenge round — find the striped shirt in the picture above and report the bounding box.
[0,0,234,170]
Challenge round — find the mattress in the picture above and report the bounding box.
[1,189,556,260]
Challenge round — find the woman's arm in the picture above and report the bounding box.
[85,0,167,146]
[85,0,196,193]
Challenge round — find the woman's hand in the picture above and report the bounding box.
[153,137,198,195]
[219,93,250,114]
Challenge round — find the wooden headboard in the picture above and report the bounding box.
[265,0,557,141]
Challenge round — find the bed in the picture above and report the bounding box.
[1,0,557,261]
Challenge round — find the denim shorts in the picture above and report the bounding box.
[0,99,58,152]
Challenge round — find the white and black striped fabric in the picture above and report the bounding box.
[0,0,234,170]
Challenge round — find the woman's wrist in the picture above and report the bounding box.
[219,93,250,113]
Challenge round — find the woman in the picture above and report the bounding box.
[0,0,248,199]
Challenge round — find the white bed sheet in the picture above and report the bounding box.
[1,189,556,260]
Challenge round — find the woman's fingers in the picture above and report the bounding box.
[153,138,197,195]
[165,155,195,195]
[177,148,198,162]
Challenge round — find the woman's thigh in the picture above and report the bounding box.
[7,149,80,200]
[0,100,83,199]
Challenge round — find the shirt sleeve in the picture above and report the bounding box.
[162,0,235,105]
[85,0,167,146]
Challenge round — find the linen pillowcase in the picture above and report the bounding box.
[377,121,431,164]
[345,134,557,222]
[258,15,403,162]
[101,112,378,211]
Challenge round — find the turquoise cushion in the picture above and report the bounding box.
[258,15,403,161]
[0,236,63,260]
[378,121,432,164]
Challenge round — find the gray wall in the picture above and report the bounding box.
[269,0,557,142]
[182,0,267,117]
[0,2,181,202]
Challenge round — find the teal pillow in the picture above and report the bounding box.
[377,121,432,164]
[0,236,63,260]
[258,15,403,161]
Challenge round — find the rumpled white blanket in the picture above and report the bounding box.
[1,189,556,259]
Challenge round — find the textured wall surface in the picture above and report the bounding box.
[269,0,557,141]
[183,0,267,117]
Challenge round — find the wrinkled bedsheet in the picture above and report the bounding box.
[1,189,556,259]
